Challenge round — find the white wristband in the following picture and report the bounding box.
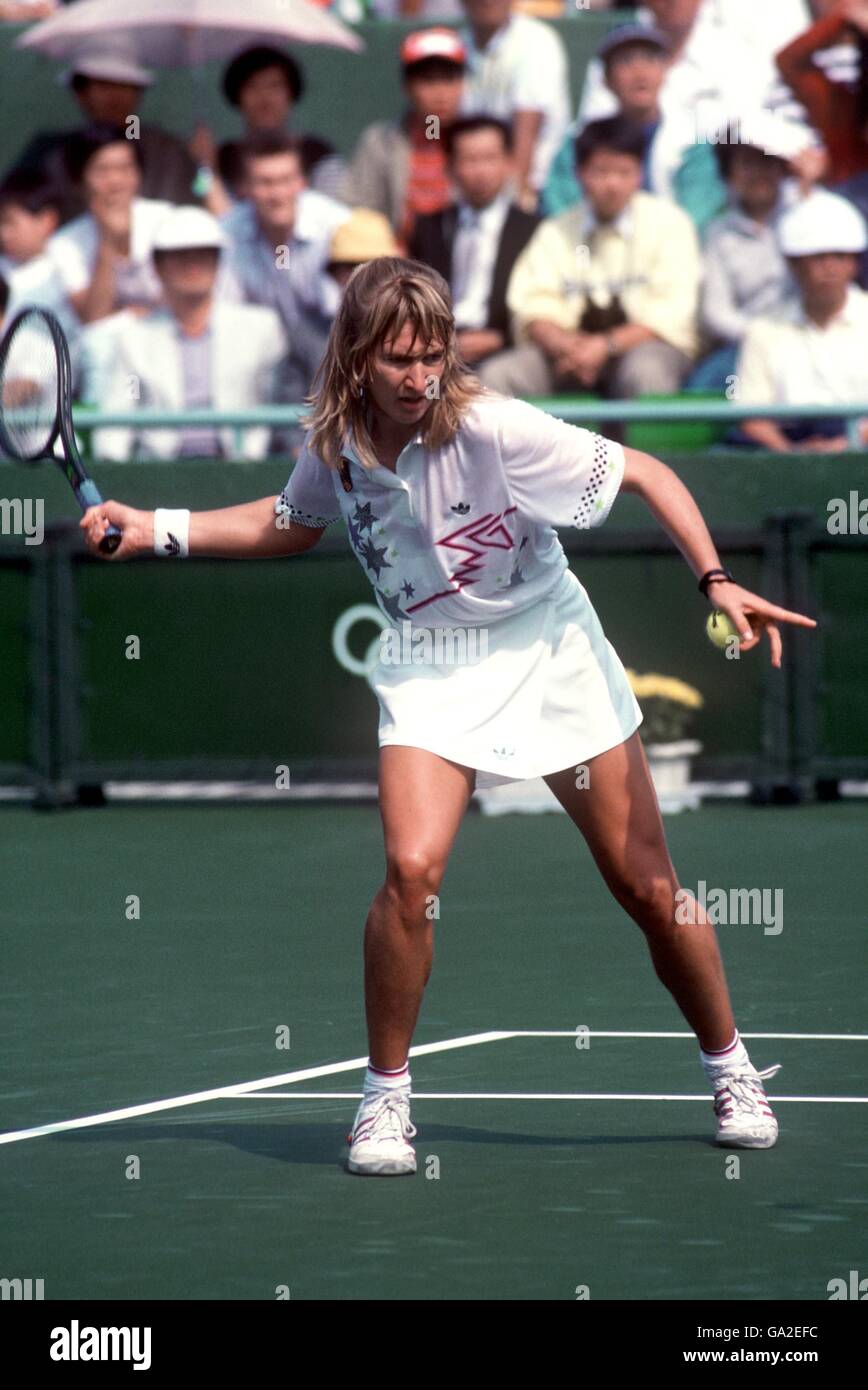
[153,508,191,558]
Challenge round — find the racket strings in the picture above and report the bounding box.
[0,313,59,459]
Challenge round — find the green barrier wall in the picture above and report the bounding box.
[0,14,623,177]
[1,452,866,799]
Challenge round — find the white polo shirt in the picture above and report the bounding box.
[460,14,571,191]
[276,392,624,629]
[46,196,173,310]
[736,286,868,407]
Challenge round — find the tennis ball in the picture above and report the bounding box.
[706,610,739,650]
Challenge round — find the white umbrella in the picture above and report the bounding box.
[15,0,364,66]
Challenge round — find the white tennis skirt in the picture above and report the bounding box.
[370,566,643,789]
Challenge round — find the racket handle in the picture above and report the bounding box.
[76,477,104,510]
[99,524,123,555]
[75,477,122,554]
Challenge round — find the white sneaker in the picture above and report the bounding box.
[347,1087,417,1176]
[711,1064,781,1148]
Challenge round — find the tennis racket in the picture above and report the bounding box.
[0,307,122,554]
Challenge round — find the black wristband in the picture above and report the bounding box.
[698,567,734,598]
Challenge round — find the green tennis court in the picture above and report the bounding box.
[1,800,865,1301]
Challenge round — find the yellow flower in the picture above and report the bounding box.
[625,670,704,709]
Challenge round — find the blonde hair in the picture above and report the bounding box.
[303,257,486,473]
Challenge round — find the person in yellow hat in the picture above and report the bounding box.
[325,209,401,293]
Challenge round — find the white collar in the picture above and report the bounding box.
[725,201,786,237]
[456,192,510,227]
[581,202,634,239]
[464,15,515,58]
[246,188,318,247]
[796,284,863,330]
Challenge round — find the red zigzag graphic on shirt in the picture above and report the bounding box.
[404,507,517,614]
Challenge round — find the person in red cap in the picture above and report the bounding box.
[341,29,467,249]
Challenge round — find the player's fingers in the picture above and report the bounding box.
[721,603,753,644]
[754,605,817,629]
[82,511,112,557]
[765,623,783,669]
[744,596,817,628]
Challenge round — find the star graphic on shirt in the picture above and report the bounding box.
[359,538,392,579]
[347,517,363,550]
[508,566,526,587]
[401,580,415,599]
[353,501,376,533]
[377,588,407,621]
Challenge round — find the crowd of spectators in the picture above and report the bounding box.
[1,0,867,458]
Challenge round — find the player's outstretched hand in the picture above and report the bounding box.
[707,581,817,669]
[79,501,153,561]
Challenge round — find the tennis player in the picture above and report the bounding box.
[81,258,816,1177]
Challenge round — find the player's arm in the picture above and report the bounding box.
[79,495,325,561]
[620,447,817,667]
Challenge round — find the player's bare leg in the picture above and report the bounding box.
[366,745,476,1069]
[347,747,474,1173]
[543,731,735,1050]
[544,732,780,1147]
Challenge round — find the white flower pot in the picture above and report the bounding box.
[645,740,703,813]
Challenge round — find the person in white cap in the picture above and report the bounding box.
[736,189,868,451]
[10,43,198,223]
[92,206,287,462]
[80,257,816,1173]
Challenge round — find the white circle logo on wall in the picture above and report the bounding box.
[331,605,389,685]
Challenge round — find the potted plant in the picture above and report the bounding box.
[626,671,705,813]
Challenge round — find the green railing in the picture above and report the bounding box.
[60,400,868,462]
[1,445,867,804]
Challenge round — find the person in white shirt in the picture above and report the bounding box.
[459,0,571,209]
[737,189,868,451]
[409,114,540,366]
[93,207,287,462]
[579,0,818,169]
[46,124,173,326]
[0,170,78,345]
[81,256,815,1174]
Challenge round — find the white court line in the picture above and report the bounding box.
[0,1031,510,1147]
[235,1091,868,1104]
[1,1028,864,1147]
[508,1031,868,1041]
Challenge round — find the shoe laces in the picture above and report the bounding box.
[353,1089,417,1145]
[714,1064,781,1117]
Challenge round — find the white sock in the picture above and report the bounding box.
[364,1061,411,1093]
[700,1029,751,1080]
